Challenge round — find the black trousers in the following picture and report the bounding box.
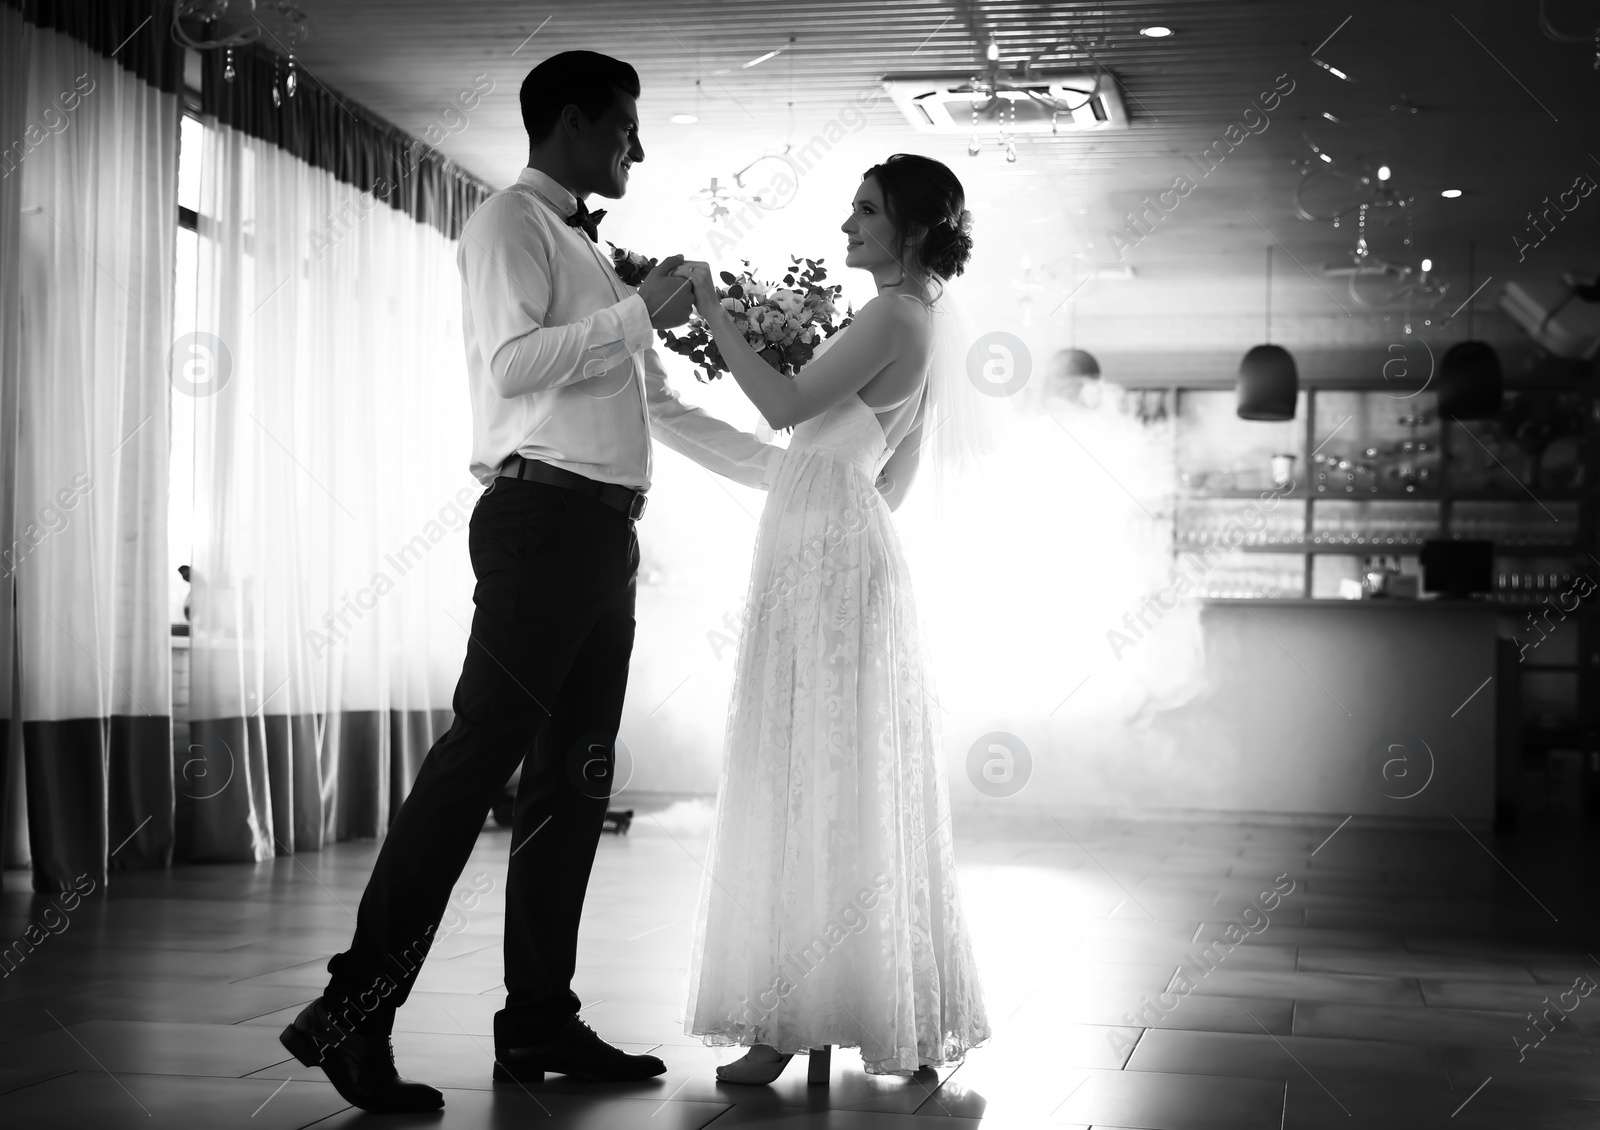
[324,476,639,1048]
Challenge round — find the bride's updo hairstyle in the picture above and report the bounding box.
[862,154,973,280]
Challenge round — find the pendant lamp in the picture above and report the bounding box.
[1065,263,1100,378]
[1063,351,1101,377]
[1236,246,1298,420]
[1438,341,1502,418]
[1436,243,1502,419]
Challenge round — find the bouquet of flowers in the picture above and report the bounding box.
[608,246,853,383]
[662,258,852,382]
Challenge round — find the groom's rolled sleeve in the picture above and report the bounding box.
[643,349,783,490]
[459,211,654,400]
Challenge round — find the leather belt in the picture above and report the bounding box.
[498,456,647,521]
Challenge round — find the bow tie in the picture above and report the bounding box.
[565,198,606,242]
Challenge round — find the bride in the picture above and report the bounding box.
[669,153,992,1082]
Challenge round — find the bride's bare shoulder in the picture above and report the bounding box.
[851,293,935,340]
[840,296,934,392]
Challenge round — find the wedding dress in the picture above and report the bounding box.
[683,314,991,1075]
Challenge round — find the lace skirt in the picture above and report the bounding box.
[683,445,991,1075]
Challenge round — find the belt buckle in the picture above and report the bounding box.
[628,492,648,521]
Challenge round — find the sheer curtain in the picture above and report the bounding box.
[0,0,26,871]
[5,8,178,891]
[179,118,479,862]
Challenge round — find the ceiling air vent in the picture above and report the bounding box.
[881,70,1130,134]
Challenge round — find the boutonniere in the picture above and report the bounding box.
[608,243,658,288]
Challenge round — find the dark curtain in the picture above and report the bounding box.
[198,34,490,240]
[7,0,185,94]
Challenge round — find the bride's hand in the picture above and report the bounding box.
[672,260,721,315]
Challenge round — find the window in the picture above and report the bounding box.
[170,109,205,627]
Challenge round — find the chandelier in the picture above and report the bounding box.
[730,147,801,211]
[1293,134,1450,331]
[691,171,794,223]
[171,0,310,104]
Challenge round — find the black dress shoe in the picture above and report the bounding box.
[279,998,445,1113]
[495,1016,667,1083]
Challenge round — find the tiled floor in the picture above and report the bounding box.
[4,804,1600,1128]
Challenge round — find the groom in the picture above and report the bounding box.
[279,51,782,1113]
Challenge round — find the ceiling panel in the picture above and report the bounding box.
[220,0,1600,363]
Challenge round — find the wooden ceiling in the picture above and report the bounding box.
[245,0,1600,373]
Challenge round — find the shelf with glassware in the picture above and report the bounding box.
[1172,379,1596,825]
[1170,386,1594,602]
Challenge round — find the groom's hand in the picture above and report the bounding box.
[672,261,720,313]
[639,254,692,329]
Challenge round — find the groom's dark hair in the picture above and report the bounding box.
[520,52,641,144]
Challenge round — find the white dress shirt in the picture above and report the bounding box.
[456,167,781,492]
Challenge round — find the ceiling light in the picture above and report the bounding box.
[670,113,698,124]
[1322,111,1340,123]
[1377,165,1391,181]
[1421,259,1432,272]
[742,46,787,68]
[1319,153,1333,163]
[1312,58,1351,81]
[1440,188,1463,198]
[1139,26,1173,38]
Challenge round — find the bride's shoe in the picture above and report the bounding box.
[716,1044,793,1084]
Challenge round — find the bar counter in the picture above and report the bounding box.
[1146,598,1500,823]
